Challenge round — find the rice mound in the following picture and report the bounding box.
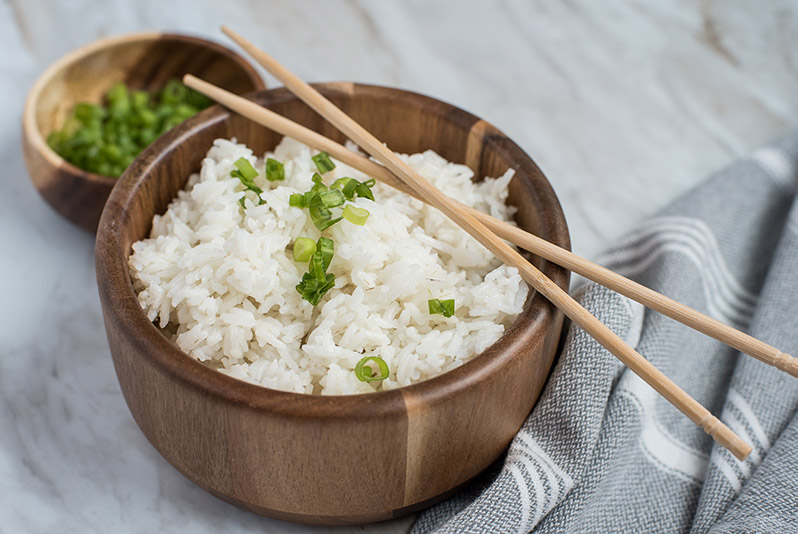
[129,137,528,395]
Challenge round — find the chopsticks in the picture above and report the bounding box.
[184,74,798,382]
[189,27,754,460]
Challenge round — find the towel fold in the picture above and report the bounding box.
[412,133,798,533]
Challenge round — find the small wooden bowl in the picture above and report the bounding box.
[22,32,265,232]
[95,84,570,525]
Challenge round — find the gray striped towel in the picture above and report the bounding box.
[412,133,798,533]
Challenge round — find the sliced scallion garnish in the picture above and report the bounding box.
[331,176,375,201]
[231,157,265,208]
[355,181,375,201]
[312,151,336,174]
[308,194,343,231]
[47,80,210,179]
[342,204,370,226]
[290,162,376,230]
[296,237,336,305]
[292,237,317,262]
[355,356,390,382]
[317,236,334,271]
[318,188,346,209]
[289,174,342,229]
[289,193,306,207]
[331,177,353,190]
[428,298,455,318]
[231,157,258,181]
[296,271,336,306]
[265,157,285,182]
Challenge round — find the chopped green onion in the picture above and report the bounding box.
[342,204,370,225]
[289,193,306,207]
[107,82,130,119]
[138,109,157,127]
[310,242,327,280]
[289,174,329,210]
[173,103,197,120]
[46,79,211,178]
[186,89,213,109]
[291,165,376,230]
[230,157,265,208]
[296,237,336,305]
[310,173,328,192]
[355,356,390,382]
[266,157,285,182]
[341,179,359,200]
[298,191,314,207]
[131,90,150,110]
[296,272,335,306]
[317,236,334,271]
[73,103,105,123]
[355,182,375,201]
[308,194,342,231]
[331,177,352,190]
[292,237,317,262]
[231,157,258,182]
[331,176,375,201]
[318,189,346,208]
[428,298,455,318]
[161,78,188,105]
[312,151,336,174]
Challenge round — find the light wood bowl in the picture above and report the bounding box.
[95,84,570,525]
[22,32,265,232]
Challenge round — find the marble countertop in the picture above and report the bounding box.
[2,1,796,532]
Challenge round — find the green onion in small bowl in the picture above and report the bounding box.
[47,80,213,179]
[22,31,264,232]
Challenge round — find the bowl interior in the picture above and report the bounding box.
[103,83,570,406]
[120,84,563,274]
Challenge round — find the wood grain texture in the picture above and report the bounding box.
[94,83,570,524]
[21,32,264,232]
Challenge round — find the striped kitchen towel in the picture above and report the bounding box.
[412,133,798,533]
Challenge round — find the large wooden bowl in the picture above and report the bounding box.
[22,32,265,232]
[95,83,570,525]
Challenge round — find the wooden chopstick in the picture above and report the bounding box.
[211,26,753,460]
[184,74,798,381]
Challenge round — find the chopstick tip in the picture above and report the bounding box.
[221,25,236,39]
[734,442,752,461]
[182,74,198,89]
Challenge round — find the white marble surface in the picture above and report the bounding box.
[1,1,797,532]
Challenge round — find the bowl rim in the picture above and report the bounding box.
[96,82,570,418]
[22,30,265,185]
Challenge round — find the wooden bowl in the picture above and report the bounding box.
[95,83,570,525]
[22,32,265,232]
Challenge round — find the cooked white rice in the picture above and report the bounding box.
[128,137,528,395]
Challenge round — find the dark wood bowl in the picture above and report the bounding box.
[22,32,265,232]
[95,83,570,525]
